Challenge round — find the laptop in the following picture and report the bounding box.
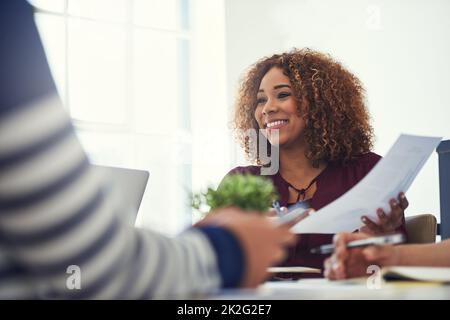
[93,165,149,225]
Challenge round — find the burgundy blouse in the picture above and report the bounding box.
[225,152,407,279]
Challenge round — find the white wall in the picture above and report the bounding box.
[225,0,450,220]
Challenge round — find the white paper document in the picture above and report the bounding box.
[381,266,450,283]
[267,267,321,274]
[292,134,442,234]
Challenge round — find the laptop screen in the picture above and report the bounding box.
[93,165,149,225]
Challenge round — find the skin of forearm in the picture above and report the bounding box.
[396,240,450,267]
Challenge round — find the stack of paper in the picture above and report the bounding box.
[267,266,321,274]
[382,266,450,283]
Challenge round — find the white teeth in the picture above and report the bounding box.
[266,120,287,128]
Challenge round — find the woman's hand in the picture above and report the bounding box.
[324,233,400,280]
[359,192,408,235]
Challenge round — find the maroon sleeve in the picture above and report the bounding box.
[356,152,382,174]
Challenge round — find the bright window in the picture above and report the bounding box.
[32,0,231,235]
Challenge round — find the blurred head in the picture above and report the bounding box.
[233,48,374,167]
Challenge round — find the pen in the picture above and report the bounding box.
[310,233,405,254]
[272,201,283,217]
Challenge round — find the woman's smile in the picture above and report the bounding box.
[265,119,289,129]
[265,119,290,139]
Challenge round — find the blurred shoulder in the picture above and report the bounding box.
[225,165,261,177]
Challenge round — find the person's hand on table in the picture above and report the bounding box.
[324,232,400,280]
[195,207,307,288]
[359,192,408,235]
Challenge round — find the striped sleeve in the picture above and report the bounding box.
[0,95,228,299]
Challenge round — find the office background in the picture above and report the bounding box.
[32,0,450,235]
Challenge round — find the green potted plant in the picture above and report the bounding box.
[191,174,278,216]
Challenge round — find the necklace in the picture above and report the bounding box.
[285,175,319,203]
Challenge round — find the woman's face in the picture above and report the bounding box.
[254,67,306,147]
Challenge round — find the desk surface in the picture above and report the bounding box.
[214,279,450,300]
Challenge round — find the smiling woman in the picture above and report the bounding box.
[235,48,373,167]
[223,48,408,279]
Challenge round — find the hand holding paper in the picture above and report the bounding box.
[292,134,442,234]
[359,192,409,235]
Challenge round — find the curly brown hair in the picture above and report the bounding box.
[233,48,374,166]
